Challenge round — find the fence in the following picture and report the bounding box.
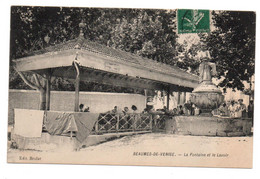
[92,113,168,134]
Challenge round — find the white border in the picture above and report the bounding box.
[1,1,259,179]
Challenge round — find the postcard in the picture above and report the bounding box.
[7,6,255,168]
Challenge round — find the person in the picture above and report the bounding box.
[194,105,200,116]
[111,106,118,113]
[228,100,236,118]
[79,104,90,112]
[120,107,130,129]
[177,105,184,115]
[142,108,148,114]
[226,100,231,108]
[248,100,254,119]
[79,104,84,112]
[146,99,156,113]
[182,105,188,115]
[162,106,167,112]
[122,107,129,115]
[184,100,194,115]
[156,106,167,114]
[218,102,228,116]
[172,108,178,115]
[131,105,138,113]
[233,101,240,117]
[237,99,246,118]
[84,106,90,112]
[163,106,172,115]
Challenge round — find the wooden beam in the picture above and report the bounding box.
[51,67,194,92]
[80,69,164,90]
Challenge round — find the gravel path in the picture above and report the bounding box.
[7,133,253,168]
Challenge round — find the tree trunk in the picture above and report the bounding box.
[16,70,47,110]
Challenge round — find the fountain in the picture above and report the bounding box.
[190,51,224,116]
[165,50,252,137]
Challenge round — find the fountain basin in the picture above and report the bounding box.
[190,81,224,116]
[165,116,252,137]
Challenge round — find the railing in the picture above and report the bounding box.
[153,114,167,132]
[92,113,168,134]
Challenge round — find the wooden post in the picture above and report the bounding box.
[177,92,181,105]
[74,75,80,112]
[73,61,80,112]
[116,114,120,132]
[45,72,51,111]
[183,92,187,103]
[133,114,136,132]
[70,131,73,139]
[95,120,99,134]
[154,116,157,131]
[149,115,153,131]
[144,89,148,107]
[166,88,170,110]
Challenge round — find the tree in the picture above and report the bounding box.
[175,40,202,74]
[10,6,80,110]
[201,11,256,91]
[108,9,177,65]
[10,7,180,109]
[14,70,51,110]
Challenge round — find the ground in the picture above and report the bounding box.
[7,133,253,168]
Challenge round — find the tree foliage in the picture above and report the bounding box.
[175,40,202,74]
[201,11,256,91]
[10,6,178,92]
[9,7,256,93]
[108,10,176,64]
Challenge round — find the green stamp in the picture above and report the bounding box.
[177,9,210,34]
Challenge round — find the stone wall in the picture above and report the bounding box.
[8,89,146,124]
[165,116,253,137]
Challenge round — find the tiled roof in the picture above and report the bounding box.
[24,36,199,82]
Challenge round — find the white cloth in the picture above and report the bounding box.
[14,109,44,138]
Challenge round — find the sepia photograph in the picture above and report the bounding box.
[6,5,256,169]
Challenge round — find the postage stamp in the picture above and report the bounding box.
[177,9,210,34]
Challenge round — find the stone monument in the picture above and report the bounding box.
[190,51,224,116]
